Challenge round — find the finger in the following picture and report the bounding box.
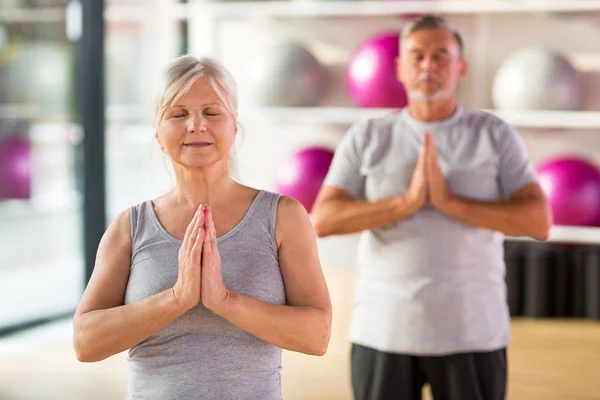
[208,209,218,256]
[202,226,213,269]
[182,206,200,249]
[428,134,437,157]
[420,134,431,160]
[183,205,202,249]
[423,133,431,153]
[426,137,436,163]
[191,226,205,265]
[202,205,214,241]
[211,237,219,262]
[423,146,433,178]
[190,206,206,252]
[208,207,217,241]
[188,206,205,256]
[419,138,427,160]
[203,219,212,251]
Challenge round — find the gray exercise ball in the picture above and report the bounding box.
[244,41,329,107]
[492,48,584,111]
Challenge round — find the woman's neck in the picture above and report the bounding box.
[170,162,236,208]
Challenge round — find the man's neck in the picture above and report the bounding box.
[408,98,458,123]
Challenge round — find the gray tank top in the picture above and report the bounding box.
[124,190,286,400]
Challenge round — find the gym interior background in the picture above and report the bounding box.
[0,0,599,399]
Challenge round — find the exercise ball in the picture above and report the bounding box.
[492,48,584,111]
[537,156,600,226]
[244,41,329,107]
[275,147,334,213]
[346,32,408,108]
[0,136,31,199]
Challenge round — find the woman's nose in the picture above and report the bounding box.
[188,113,207,132]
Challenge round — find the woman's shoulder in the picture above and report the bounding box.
[272,195,314,248]
[100,206,134,248]
[276,195,307,218]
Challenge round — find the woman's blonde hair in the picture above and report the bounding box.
[153,55,241,178]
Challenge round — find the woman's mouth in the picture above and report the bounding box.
[184,142,213,148]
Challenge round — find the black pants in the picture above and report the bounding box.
[351,343,507,400]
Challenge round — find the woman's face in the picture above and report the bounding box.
[156,77,236,169]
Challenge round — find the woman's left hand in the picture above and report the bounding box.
[201,205,231,314]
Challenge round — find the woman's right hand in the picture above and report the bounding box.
[172,204,206,312]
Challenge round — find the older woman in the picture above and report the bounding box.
[73,55,332,400]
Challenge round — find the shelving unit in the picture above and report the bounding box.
[4,106,598,130]
[237,107,600,129]
[184,0,600,249]
[2,0,600,249]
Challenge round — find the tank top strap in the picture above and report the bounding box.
[129,202,140,245]
[129,201,162,260]
[254,190,281,240]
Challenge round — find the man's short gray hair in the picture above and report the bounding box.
[401,14,465,59]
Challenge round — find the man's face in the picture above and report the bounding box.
[396,28,467,103]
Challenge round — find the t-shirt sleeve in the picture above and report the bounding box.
[322,119,369,200]
[497,122,538,199]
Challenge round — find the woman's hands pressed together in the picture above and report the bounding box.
[172,204,230,314]
[200,205,231,314]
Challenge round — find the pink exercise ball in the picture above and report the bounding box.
[0,135,31,200]
[275,147,334,213]
[346,32,408,108]
[537,156,600,226]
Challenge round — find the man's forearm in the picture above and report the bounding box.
[312,196,417,237]
[439,196,551,240]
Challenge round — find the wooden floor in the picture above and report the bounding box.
[1,267,599,400]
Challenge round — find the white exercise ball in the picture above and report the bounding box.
[492,48,584,111]
[243,41,330,107]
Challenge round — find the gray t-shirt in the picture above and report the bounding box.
[323,105,537,355]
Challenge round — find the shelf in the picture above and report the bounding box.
[238,107,600,129]
[508,226,600,245]
[239,107,394,125]
[4,107,598,148]
[2,0,600,24]
[3,107,599,145]
[490,110,600,129]
[185,0,600,18]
